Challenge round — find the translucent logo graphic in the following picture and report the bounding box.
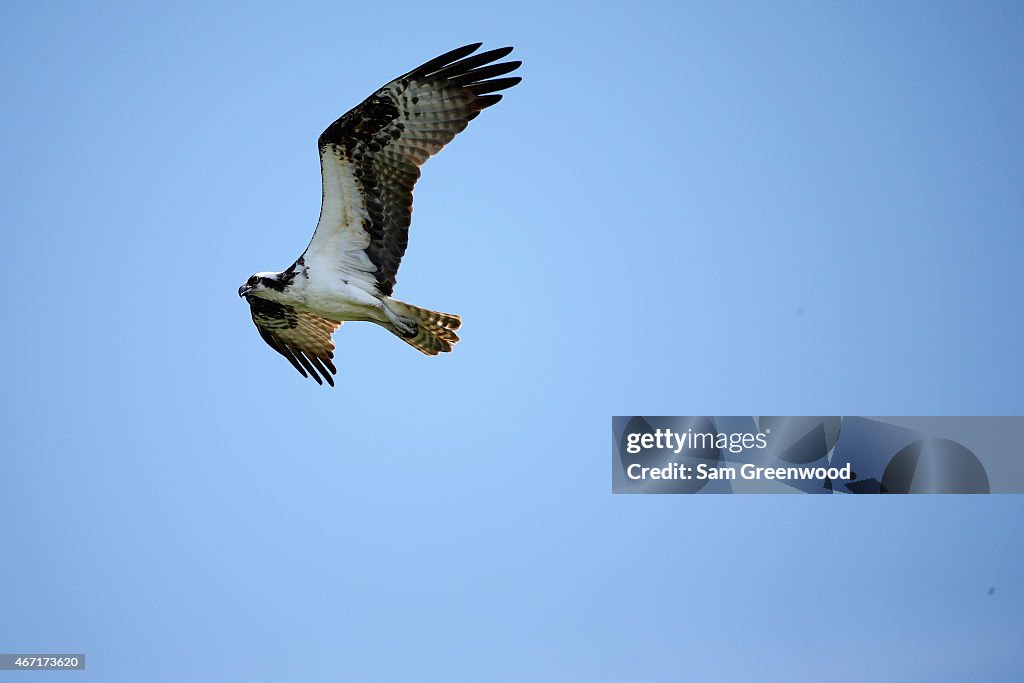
[612,417,1020,494]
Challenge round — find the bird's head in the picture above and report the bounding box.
[238,272,282,299]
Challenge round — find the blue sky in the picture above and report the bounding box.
[1,1,1022,680]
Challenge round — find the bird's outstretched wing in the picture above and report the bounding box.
[302,43,522,296]
[247,296,341,386]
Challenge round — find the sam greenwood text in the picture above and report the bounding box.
[626,463,853,482]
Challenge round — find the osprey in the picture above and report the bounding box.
[239,43,521,385]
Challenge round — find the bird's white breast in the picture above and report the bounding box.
[296,266,386,323]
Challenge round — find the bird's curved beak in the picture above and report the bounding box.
[238,285,251,298]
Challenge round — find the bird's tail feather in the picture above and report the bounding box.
[385,300,461,355]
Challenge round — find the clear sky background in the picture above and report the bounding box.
[1,1,1022,680]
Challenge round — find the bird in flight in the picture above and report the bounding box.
[239,43,521,385]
